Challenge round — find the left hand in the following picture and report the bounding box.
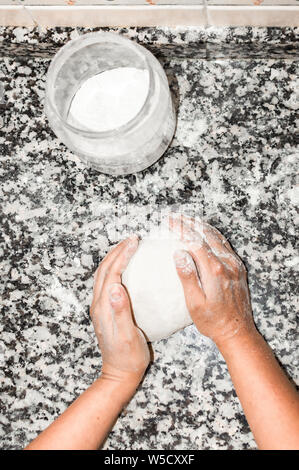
[90,235,150,385]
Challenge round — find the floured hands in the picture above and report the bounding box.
[90,235,150,386]
[27,220,298,451]
[170,215,256,347]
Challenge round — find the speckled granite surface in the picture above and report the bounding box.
[0,27,298,450]
[0,25,298,59]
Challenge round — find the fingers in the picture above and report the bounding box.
[169,214,221,288]
[170,213,231,254]
[102,234,139,288]
[169,214,203,243]
[201,223,233,256]
[93,283,134,340]
[91,238,128,308]
[201,224,245,272]
[174,249,205,307]
[91,235,138,315]
[108,283,135,334]
[169,214,240,272]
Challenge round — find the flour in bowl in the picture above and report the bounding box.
[67,67,149,132]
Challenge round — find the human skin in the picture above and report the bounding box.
[25,218,299,450]
[25,235,150,450]
[170,214,299,450]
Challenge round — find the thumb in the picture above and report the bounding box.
[108,283,134,326]
[173,249,205,306]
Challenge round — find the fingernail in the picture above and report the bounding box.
[127,234,139,253]
[169,211,180,221]
[128,233,139,242]
[174,250,195,274]
[109,283,123,303]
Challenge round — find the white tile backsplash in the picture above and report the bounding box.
[207,5,299,25]
[0,5,35,25]
[0,0,298,4]
[0,2,298,26]
[23,5,207,27]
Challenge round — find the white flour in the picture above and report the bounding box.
[67,67,149,132]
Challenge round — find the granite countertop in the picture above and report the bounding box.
[0,26,298,450]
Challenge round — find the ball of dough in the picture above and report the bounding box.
[122,237,192,342]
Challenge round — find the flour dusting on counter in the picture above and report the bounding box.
[0,25,298,451]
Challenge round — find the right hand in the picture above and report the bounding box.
[170,215,256,347]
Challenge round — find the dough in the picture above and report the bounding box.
[122,236,192,342]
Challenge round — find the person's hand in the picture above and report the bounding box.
[170,215,256,347]
[90,235,150,386]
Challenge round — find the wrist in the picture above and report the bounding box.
[215,323,260,356]
[92,374,138,411]
[100,364,144,391]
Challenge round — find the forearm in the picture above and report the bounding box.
[217,328,299,450]
[25,374,138,450]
